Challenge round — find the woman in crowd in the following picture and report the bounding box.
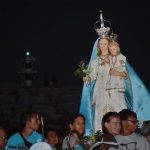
[62,113,87,150]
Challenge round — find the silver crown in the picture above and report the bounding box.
[94,10,111,38]
[109,31,118,42]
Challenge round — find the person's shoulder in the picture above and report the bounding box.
[114,134,129,141]
[62,136,67,142]
[7,132,22,146]
[132,132,143,137]
[62,136,73,149]
[133,133,147,140]
[133,133,150,149]
[114,134,122,139]
[8,132,21,140]
[31,131,42,138]
[103,133,116,142]
[27,131,42,143]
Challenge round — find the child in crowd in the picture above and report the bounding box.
[46,128,61,149]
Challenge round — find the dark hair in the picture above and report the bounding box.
[45,128,58,138]
[69,130,79,137]
[119,109,137,121]
[102,112,119,134]
[140,121,150,136]
[68,113,85,125]
[45,128,62,149]
[20,110,40,131]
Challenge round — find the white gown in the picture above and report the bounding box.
[89,55,126,132]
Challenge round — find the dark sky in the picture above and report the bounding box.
[0,0,150,90]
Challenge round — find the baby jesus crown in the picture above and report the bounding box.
[109,31,118,42]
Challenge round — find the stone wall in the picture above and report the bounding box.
[0,86,82,136]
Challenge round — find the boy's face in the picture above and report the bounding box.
[27,114,41,131]
[124,116,138,133]
[47,131,58,147]
[109,45,119,56]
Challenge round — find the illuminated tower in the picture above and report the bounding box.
[20,51,38,87]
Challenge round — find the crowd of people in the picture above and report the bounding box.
[0,109,150,150]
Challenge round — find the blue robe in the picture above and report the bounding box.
[79,39,150,135]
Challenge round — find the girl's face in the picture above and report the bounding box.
[105,117,121,136]
[99,39,109,54]
[109,45,119,56]
[69,116,85,136]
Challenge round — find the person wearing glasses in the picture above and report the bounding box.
[115,109,150,150]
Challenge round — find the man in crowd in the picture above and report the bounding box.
[115,109,150,150]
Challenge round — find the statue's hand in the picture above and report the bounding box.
[109,68,116,76]
[83,75,91,85]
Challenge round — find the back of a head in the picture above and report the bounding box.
[119,109,137,121]
[140,121,150,137]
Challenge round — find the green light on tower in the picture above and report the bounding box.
[26,51,30,56]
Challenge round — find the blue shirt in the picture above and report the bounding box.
[6,131,42,148]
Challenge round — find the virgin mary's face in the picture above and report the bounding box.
[99,39,109,54]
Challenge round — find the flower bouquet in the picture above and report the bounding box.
[80,130,103,147]
[74,60,91,85]
[74,60,90,77]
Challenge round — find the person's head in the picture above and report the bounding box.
[69,130,80,139]
[68,113,85,136]
[140,121,150,140]
[97,38,110,56]
[46,129,59,148]
[109,41,120,56]
[119,109,138,134]
[69,130,81,147]
[0,127,7,148]
[21,111,41,131]
[102,112,121,136]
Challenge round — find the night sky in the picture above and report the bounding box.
[0,0,150,90]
